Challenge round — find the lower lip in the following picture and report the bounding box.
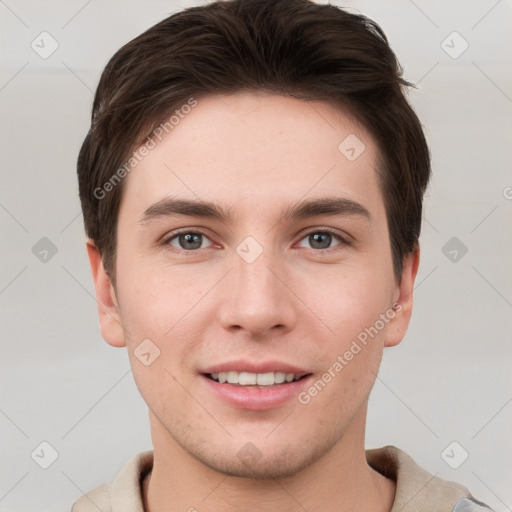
[200,374,313,411]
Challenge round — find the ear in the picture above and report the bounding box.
[86,240,126,347]
[384,247,420,348]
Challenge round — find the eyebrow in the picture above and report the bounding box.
[282,196,370,222]
[139,196,371,224]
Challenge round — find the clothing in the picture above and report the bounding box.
[71,445,493,512]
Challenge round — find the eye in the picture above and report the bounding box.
[297,230,347,250]
[165,231,213,251]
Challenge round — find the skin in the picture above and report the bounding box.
[87,92,419,512]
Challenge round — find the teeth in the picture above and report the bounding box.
[274,372,286,384]
[256,372,273,385]
[240,372,257,385]
[209,371,303,386]
[227,371,238,384]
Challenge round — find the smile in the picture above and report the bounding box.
[206,371,308,386]
[201,370,313,410]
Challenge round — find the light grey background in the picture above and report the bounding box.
[1,1,511,511]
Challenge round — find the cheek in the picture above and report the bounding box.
[298,262,393,341]
[116,260,212,341]
[297,282,387,419]
[119,269,202,410]
[293,263,393,404]
[115,263,217,413]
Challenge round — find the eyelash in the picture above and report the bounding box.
[162,228,351,253]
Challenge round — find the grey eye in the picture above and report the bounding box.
[298,231,342,250]
[168,232,210,250]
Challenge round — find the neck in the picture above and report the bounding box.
[143,406,395,512]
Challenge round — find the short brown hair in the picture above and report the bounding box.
[77,0,430,281]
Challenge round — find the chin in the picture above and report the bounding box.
[185,435,337,480]
[197,452,310,479]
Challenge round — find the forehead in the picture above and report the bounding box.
[119,92,385,223]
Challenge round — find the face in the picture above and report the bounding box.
[88,92,417,478]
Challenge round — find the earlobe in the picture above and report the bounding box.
[86,240,126,348]
[384,247,420,348]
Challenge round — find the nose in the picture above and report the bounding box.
[217,244,298,338]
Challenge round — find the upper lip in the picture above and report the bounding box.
[202,360,310,377]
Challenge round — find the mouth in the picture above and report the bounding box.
[199,366,314,410]
[204,371,311,387]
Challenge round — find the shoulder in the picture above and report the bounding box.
[71,483,111,512]
[71,450,154,512]
[366,445,494,512]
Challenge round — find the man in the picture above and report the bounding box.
[72,0,493,510]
